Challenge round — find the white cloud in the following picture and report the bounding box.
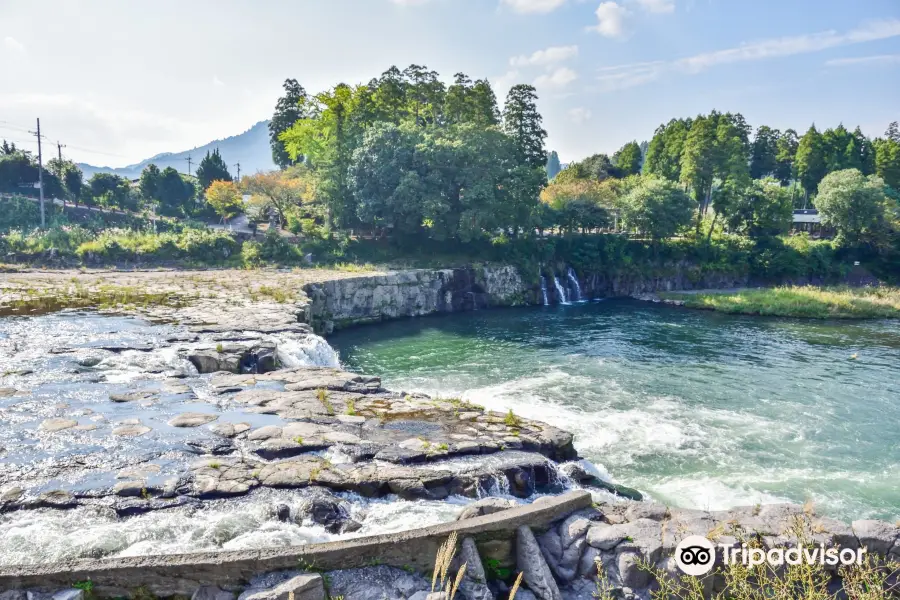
[535,67,579,89]
[592,18,900,92]
[825,54,900,67]
[500,0,567,14]
[213,75,225,87]
[595,60,666,91]
[590,2,630,38]
[568,107,593,124]
[3,36,25,53]
[511,45,579,67]
[633,0,674,13]
[675,18,900,73]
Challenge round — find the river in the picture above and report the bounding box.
[331,299,900,522]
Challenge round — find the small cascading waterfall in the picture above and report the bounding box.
[567,267,583,302]
[540,276,549,306]
[553,276,569,304]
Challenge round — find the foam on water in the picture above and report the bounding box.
[275,334,341,368]
[331,301,900,521]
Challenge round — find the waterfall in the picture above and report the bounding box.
[274,334,341,368]
[552,276,569,305]
[540,276,549,306]
[567,267,583,302]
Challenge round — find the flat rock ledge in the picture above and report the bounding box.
[1,366,578,515]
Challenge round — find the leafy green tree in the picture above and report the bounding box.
[556,154,619,183]
[886,121,900,144]
[88,173,132,210]
[269,79,309,169]
[795,125,827,200]
[0,150,38,193]
[679,114,718,216]
[196,148,232,191]
[774,129,799,185]
[613,141,643,177]
[874,138,900,190]
[546,150,562,181]
[47,159,84,204]
[621,176,694,241]
[139,164,162,205]
[502,84,547,170]
[469,79,501,127]
[156,167,196,216]
[815,169,887,244]
[724,177,793,238]
[373,66,408,124]
[750,126,780,179]
[644,118,691,180]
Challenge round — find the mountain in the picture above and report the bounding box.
[77,120,276,180]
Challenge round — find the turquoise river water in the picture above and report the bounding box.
[330,300,900,522]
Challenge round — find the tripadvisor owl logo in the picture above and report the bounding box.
[674,534,868,576]
[675,535,716,576]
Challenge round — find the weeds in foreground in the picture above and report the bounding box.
[624,517,900,600]
[316,388,335,415]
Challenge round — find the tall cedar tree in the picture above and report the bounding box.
[270,79,309,169]
[795,125,827,200]
[502,85,547,170]
[196,148,232,191]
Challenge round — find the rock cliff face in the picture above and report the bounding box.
[299,264,749,334]
[301,266,528,334]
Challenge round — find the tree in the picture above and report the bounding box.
[644,118,691,181]
[196,148,232,191]
[724,177,793,238]
[242,171,310,227]
[750,126,780,179]
[88,173,132,210]
[795,125,827,201]
[156,167,195,216]
[139,164,162,205]
[621,176,694,241]
[205,180,243,221]
[556,153,619,183]
[613,142,643,177]
[874,138,900,190]
[540,179,613,233]
[815,169,887,244]
[0,150,38,193]
[886,122,900,144]
[546,150,562,181]
[773,129,799,185]
[269,79,309,169]
[679,114,718,217]
[502,84,547,170]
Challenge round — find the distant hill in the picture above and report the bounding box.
[77,120,276,180]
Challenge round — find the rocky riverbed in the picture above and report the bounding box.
[0,268,618,569]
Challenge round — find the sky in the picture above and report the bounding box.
[0,0,898,167]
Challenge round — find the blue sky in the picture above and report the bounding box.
[0,0,898,166]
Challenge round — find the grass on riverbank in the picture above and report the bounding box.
[659,286,900,319]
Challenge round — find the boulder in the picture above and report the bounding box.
[852,520,899,555]
[242,574,324,600]
[192,587,236,600]
[168,412,219,427]
[456,536,494,600]
[39,418,77,432]
[296,488,362,534]
[457,497,518,521]
[517,525,561,600]
[112,424,151,437]
[109,391,157,403]
[210,422,252,438]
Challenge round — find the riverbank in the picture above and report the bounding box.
[655,285,900,319]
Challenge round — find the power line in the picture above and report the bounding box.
[185,154,193,175]
[57,141,66,162]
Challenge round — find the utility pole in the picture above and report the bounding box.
[29,118,45,228]
[57,141,66,162]
[185,155,193,175]
[234,162,241,182]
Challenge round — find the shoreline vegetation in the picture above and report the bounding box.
[658,285,900,320]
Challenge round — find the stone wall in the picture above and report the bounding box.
[300,266,529,334]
